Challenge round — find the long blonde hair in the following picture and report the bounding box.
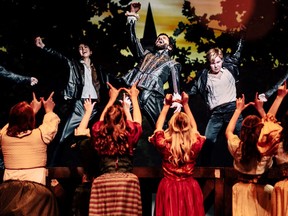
[164,112,196,166]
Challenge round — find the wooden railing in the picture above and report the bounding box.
[0,166,284,216]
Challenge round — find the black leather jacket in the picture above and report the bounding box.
[122,20,181,97]
[188,39,244,107]
[41,47,104,101]
[0,65,31,84]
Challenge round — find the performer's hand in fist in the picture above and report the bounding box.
[130,2,141,13]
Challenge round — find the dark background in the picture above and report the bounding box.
[0,0,287,167]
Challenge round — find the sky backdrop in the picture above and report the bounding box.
[131,0,223,48]
[91,0,224,59]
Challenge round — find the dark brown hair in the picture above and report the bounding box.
[239,115,263,164]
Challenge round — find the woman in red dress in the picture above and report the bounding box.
[75,82,143,215]
[149,92,206,216]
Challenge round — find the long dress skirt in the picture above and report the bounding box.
[271,178,288,216]
[155,176,205,216]
[232,182,273,216]
[0,180,59,216]
[89,172,142,216]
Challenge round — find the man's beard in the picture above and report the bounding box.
[155,43,168,50]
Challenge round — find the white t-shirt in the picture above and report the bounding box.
[81,62,98,99]
[206,68,236,110]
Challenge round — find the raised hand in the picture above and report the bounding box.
[84,96,96,114]
[171,92,182,113]
[122,93,132,113]
[277,81,288,98]
[31,77,38,86]
[181,92,189,106]
[130,2,141,13]
[164,94,173,106]
[35,37,45,49]
[125,2,141,20]
[236,94,252,112]
[107,82,121,101]
[30,92,42,114]
[252,92,264,111]
[122,81,139,98]
[42,91,55,113]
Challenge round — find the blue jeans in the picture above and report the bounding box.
[199,102,243,167]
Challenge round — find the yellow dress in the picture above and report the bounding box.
[227,114,282,216]
[271,141,288,216]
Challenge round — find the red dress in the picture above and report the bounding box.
[149,130,206,216]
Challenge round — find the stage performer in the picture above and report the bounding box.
[149,92,206,216]
[0,91,60,215]
[34,36,108,166]
[188,36,245,167]
[122,2,182,127]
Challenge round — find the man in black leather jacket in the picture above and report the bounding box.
[0,65,38,86]
[122,3,182,127]
[35,37,107,165]
[258,69,288,102]
[188,38,244,167]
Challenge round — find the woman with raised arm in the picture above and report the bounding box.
[148,92,206,216]
[0,91,60,216]
[268,81,288,216]
[75,82,142,215]
[225,84,287,216]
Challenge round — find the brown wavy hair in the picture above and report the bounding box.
[239,115,263,164]
[7,101,35,137]
[92,104,129,155]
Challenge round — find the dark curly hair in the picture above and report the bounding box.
[155,33,175,56]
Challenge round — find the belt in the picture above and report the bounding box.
[81,98,98,103]
[211,101,235,112]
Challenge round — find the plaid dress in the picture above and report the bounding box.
[89,120,143,215]
[89,172,142,215]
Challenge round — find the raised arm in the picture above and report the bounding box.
[258,70,288,102]
[225,94,250,140]
[170,63,182,113]
[125,2,146,59]
[181,92,197,131]
[0,65,37,85]
[41,91,56,113]
[30,92,42,114]
[75,97,96,135]
[35,36,45,49]
[35,36,70,62]
[267,81,288,116]
[99,82,121,121]
[123,81,141,124]
[252,92,266,118]
[154,94,172,131]
[122,93,133,121]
